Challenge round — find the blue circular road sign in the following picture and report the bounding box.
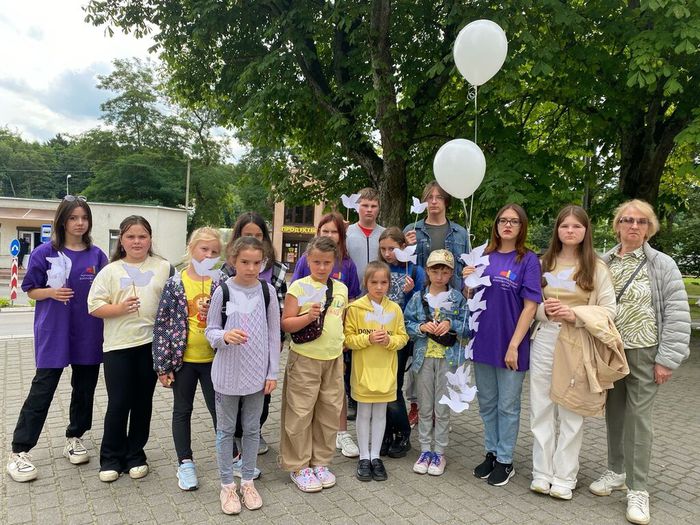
[9,239,20,257]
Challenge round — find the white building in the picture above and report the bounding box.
[0,197,187,268]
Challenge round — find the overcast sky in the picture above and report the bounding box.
[0,1,156,142]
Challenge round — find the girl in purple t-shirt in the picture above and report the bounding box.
[8,197,108,483]
[463,203,542,488]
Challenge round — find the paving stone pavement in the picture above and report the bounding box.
[1,336,699,524]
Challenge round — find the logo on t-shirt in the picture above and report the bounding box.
[79,266,98,281]
[499,270,518,280]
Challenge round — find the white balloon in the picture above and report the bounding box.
[433,139,486,199]
[454,20,508,86]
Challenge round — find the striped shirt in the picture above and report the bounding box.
[609,246,658,349]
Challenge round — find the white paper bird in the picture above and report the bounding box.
[543,267,576,292]
[463,265,491,289]
[468,309,483,332]
[457,383,478,403]
[192,256,221,280]
[365,301,395,326]
[460,243,490,268]
[297,282,328,306]
[393,245,417,264]
[226,289,260,316]
[120,264,154,289]
[410,196,428,215]
[467,288,487,312]
[445,362,471,388]
[46,253,72,288]
[464,339,475,360]
[438,387,471,413]
[426,291,452,311]
[341,193,361,212]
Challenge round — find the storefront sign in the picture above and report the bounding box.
[281,225,316,235]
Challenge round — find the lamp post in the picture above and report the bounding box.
[66,174,72,196]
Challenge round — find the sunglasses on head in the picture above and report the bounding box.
[64,195,87,202]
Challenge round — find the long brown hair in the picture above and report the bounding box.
[52,198,93,250]
[540,205,596,291]
[230,211,275,270]
[317,211,348,261]
[485,203,529,262]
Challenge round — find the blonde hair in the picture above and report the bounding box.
[183,227,223,265]
[357,187,380,203]
[363,260,391,290]
[612,199,659,241]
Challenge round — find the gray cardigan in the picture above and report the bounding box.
[603,242,691,370]
[346,222,385,284]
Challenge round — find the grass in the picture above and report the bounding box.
[684,277,700,297]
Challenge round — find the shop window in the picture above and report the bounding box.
[284,205,314,225]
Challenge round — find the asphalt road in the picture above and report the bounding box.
[0,310,34,338]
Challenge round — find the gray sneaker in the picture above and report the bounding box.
[258,434,269,455]
[589,470,627,496]
[232,456,261,480]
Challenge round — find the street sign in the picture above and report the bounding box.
[10,257,18,302]
[41,224,52,244]
[9,239,20,257]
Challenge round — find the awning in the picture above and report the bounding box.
[0,207,55,221]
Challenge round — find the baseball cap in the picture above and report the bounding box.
[426,249,454,269]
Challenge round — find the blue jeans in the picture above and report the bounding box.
[474,361,525,464]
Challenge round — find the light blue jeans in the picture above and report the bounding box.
[474,361,526,464]
[216,390,264,483]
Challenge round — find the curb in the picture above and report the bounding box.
[0,334,33,340]
[0,307,34,313]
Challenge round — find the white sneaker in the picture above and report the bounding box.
[530,478,551,495]
[129,465,149,479]
[63,437,89,465]
[589,470,627,496]
[7,452,38,482]
[336,432,359,458]
[99,470,120,483]
[626,490,650,525]
[549,484,573,500]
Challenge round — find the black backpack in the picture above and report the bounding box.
[219,279,270,327]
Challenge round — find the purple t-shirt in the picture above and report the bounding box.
[21,242,108,368]
[471,250,542,371]
[291,253,361,299]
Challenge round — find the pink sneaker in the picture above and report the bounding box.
[220,483,241,515]
[290,468,323,493]
[413,451,432,474]
[312,466,336,488]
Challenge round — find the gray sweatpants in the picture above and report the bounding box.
[416,357,451,454]
[216,389,264,484]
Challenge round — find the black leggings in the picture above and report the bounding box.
[385,343,412,438]
[12,364,100,453]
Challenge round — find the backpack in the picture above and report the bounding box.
[220,279,271,327]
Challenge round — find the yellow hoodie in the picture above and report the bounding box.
[344,295,409,403]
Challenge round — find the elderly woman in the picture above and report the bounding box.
[589,199,690,525]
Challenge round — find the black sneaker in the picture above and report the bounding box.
[380,435,392,457]
[370,458,388,481]
[388,434,412,458]
[356,459,372,482]
[473,452,496,479]
[487,461,515,486]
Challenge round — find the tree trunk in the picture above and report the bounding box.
[370,0,407,227]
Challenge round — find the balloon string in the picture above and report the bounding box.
[469,84,478,235]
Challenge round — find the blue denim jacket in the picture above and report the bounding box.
[404,288,469,372]
[403,219,470,289]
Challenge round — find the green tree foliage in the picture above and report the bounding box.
[85,0,700,234]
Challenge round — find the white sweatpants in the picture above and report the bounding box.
[530,322,584,489]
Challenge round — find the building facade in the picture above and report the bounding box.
[271,200,325,274]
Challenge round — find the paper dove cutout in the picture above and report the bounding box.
[464,338,475,360]
[46,253,72,288]
[297,282,328,306]
[468,309,483,332]
[543,267,576,292]
[364,301,395,325]
[439,388,471,412]
[426,291,452,311]
[341,193,361,211]
[192,257,221,280]
[410,196,428,215]
[446,362,471,388]
[467,288,487,312]
[226,289,260,316]
[440,362,478,413]
[463,265,491,289]
[393,245,417,264]
[120,264,155,289]
[460,243,490,268]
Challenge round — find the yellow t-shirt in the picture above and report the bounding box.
[87,256,171,352]
[425,338,447,359]
[181,270,214,363]
[287,276,348,360]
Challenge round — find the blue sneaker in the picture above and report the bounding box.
[177,460,199,491]
[232,457,261,480]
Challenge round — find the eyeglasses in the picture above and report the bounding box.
[618,217,649,226]
[64,195,87,202]
[497,218,521,227]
